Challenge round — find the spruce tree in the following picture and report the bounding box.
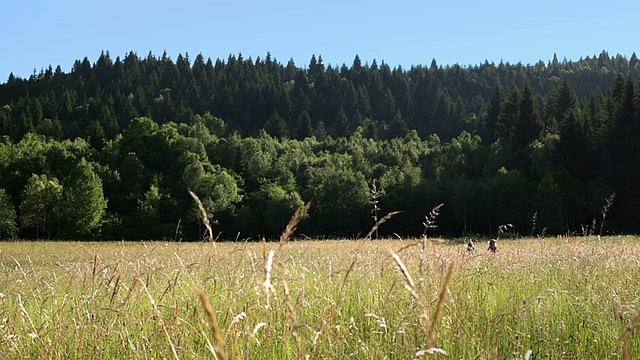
[545,76,578,135]
[484,84,504,142]
[513,83,543,151]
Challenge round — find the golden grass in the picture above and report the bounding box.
[1,236,640,358]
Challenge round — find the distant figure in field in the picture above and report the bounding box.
[488,239,497,253]
[466,239,476,254]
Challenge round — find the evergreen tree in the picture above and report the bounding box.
[381,87,397,123]
[556,108,590,176]
[334,107,351,137]
[315,121,329,141]
[513,82,543,151]
[3,51,640,237]
[552,78,591,177]
[295,111,313,139]
[264,110,289,139]
[484,84,504,142]
[386,110,408,139]
[606,74,640,179]
[545,77,578,135]
[630,52,639,69]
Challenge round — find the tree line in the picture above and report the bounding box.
[0,50,639,240]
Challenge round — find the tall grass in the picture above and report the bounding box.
[1,236,640,358]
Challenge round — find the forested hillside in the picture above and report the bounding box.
[0,50,639,240]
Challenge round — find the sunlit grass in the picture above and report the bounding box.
[1,236,640,359]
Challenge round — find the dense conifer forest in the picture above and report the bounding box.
[0,50,639,240]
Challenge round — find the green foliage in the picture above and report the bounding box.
[60,158,107,239]
[312,168,370,237]
[484,167,529,233]
[0,187,17,238]
[1,51,640,238]
[126,185,176,240]
[183,160,242,220]
[531,172,565,234]
[19,174,63,239]
[260,183,304,238]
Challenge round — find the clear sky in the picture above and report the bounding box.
[2,0,639,80]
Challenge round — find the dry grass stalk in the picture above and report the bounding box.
[122,277,139,306]
[279,201,312,248]
[341,255,358,289]
[174,218,182,242]
[92,254,99,282]
[390,250,419,300]
[600,192,615,236]
[419,236,428,276]
[284,281,301,348]
[18,294,38,336]
[489,346,498,360]
[621,309,640,360]
[498,223,513,239]
[420,203,444,274]
[425,260,454,348]
[264,249,275,288]
[337,210,402,297]
[110,273,121,305]
[264,249,276,301]
[364,210,402,240]
[422,203,444,237]
[188,189,214,243]
[195,287,228,360]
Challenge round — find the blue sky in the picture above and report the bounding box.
[2,1,639,80]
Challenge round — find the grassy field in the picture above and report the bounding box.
[1,236,640,359]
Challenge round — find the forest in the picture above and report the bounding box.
[0,50,639,240]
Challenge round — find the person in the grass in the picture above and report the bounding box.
[488,239,497,253]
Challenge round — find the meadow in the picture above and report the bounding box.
[1,236,640,359]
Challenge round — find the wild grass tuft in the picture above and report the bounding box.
[188,189,215,243]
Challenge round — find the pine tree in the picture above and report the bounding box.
[496,86,520,144]
[295,111,313,139]
[264,110,289,139]
[386,110,408,139]
[381,87,397,123]
[513,82,543,151]
[308,54,319,78]
[606,74,640,178]
[631,52,639,69]
[334,107,350,137]
[484,84,504,142]
[545,76,579,135]
[352,55,363,75]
